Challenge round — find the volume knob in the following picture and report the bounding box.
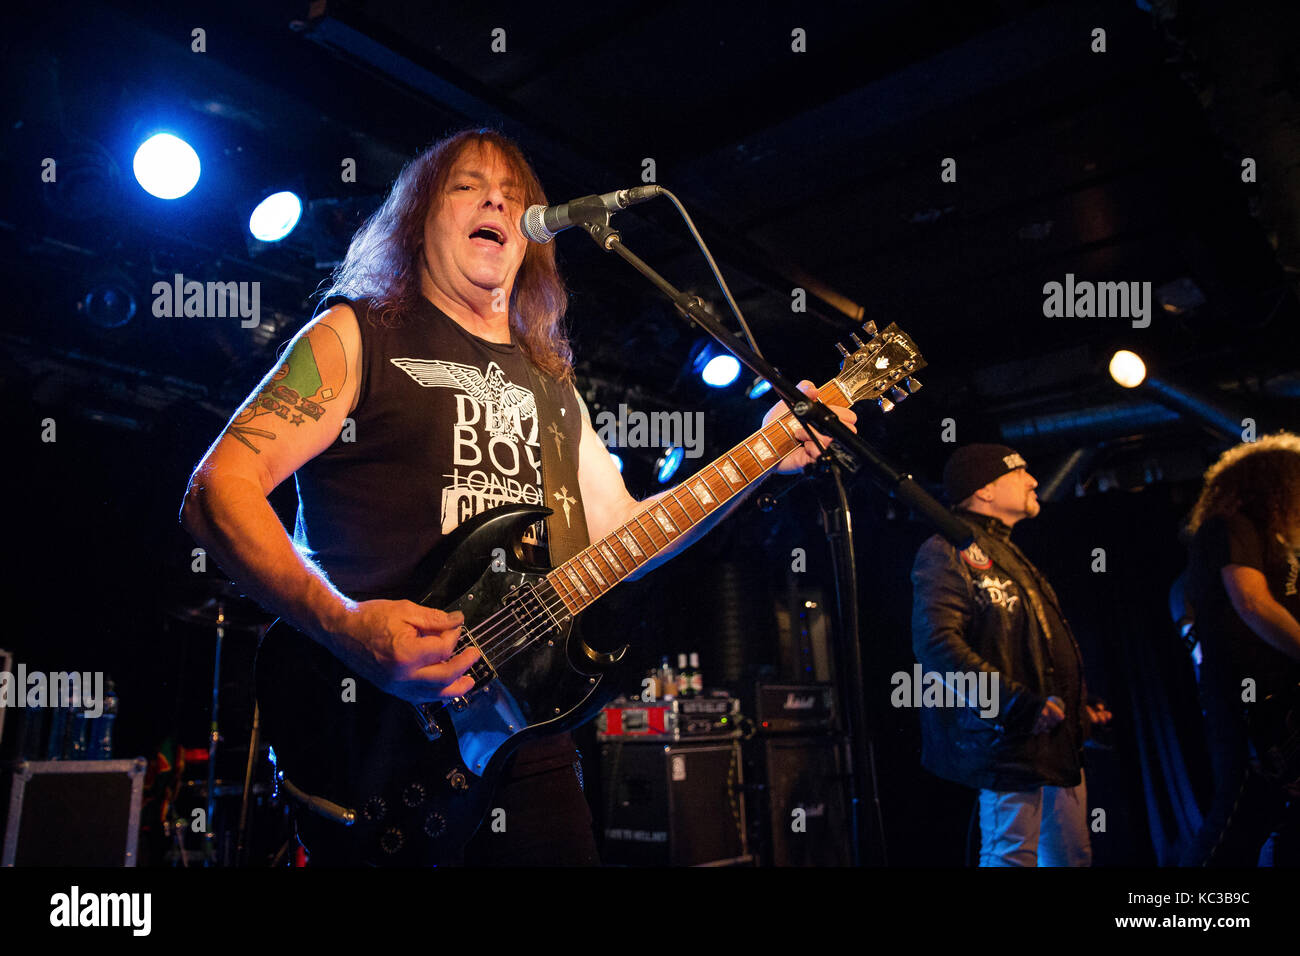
[379,828,404,855]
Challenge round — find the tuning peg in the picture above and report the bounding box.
[861,320,877,337]
[849,333,865,348]
[904,376,922,393]
[877,395,895,413]
[835,342,850,358]
[888,385,908,403]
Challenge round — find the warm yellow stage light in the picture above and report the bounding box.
[1109,350,1147,388]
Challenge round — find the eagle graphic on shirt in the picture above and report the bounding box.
[390,358,536,439]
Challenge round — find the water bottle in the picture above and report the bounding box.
[65,688,89,758]
[89,679,118,759]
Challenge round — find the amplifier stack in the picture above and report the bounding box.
[597,693,749,866]
[749,683,851,867]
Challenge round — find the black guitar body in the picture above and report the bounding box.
[1251,684,1300,788]
[255,504,626,866]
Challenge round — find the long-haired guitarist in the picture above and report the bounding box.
[180,128,855,864]
[1184,432,1300,865]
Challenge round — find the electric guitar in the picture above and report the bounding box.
[255,323,925,865]
[1251,683,1300,790]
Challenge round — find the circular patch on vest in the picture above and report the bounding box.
[961,542,993,570]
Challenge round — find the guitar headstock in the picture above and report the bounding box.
[829,321,926,412]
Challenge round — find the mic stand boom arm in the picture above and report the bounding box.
[576,214,972,549]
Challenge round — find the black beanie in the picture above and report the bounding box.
[943,443,1028,504]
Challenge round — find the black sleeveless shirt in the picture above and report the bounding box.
[292,294,590,775]
[293,294,586,597]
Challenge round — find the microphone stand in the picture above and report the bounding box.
[573,212,972,866]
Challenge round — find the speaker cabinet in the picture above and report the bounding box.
[3,759,145,866]
[600,740,749,866]
[755,736,851,866]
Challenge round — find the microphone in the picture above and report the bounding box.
[520,185,662,243]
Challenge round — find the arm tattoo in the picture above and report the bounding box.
[228,322,348,453]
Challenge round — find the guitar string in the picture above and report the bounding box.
[466,461,761,669]
[448,391,873,672]
[460,414,810,667]
[464,445,768,662]
[463,499,704,667]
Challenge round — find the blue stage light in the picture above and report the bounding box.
[701,354,741,388]
[747,377,772,399]
[249,191,303,242]
[132,133,200,199]
[656,446,684,483]
[609,450,623,473]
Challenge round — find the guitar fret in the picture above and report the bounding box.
[751,433,776,463]
[540,574,577,621]
[706,468,733,505]
[682,481,706,514]
[549,573,578,614]
[589,543,619,582]
[618,528,645,563]
[564,564,591,602]
[720,455,743,490]
[547,570,571,604]
[776,416,795,442]
[666,489,695,527]
[690,476,716,509]
[633,511,666,550]
[650,504,679,538]
[579,552,608,590]
[738,444,762,475]
[597,539,627,578]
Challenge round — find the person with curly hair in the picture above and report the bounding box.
[1183,432,1300,865]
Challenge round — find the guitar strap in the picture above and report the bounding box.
[524,363,590,564]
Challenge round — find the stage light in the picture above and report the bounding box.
[1109,350,1146,388]
[656,446,684,483]
[249,191,303,242]
[701,354,741,388]
[133,133,200,199]
[609,450,623,473]
[747,377,772,399]
[79,276,137,329]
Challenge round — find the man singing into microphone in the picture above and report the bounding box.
[180,128,854,865]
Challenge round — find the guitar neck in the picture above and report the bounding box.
[546,378,851,615]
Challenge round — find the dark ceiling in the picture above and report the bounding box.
[3,0,1297,501]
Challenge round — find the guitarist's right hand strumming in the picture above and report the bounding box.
[328,600,479,705]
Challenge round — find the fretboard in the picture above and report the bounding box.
[547,379,850,616]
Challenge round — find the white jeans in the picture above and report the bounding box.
[978,771,1092,867]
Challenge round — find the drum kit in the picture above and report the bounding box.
[161,580,291,866]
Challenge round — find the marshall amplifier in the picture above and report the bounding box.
[597,695,741,741]
[755,683,837,734]
[751,736,851,867]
